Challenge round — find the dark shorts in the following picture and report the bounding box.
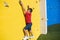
[24,23,32,31]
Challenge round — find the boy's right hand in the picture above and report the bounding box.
[19,0,22,6]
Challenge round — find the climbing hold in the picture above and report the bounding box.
[4,1,9,7]
[36,1,38,3]
[33,8,34,10]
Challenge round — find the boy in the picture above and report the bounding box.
[19,0,34,40]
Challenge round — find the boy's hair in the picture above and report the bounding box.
[28,8,33,13]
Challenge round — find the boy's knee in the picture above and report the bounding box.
[23,28,25,31]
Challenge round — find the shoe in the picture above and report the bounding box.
[23,36,29,40]
[29,35,34,39]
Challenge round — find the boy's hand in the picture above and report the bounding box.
[19,0,26,14]
[27,5,29,9]
[19,0,22,6]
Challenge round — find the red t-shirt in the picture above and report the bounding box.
[24,11,32,23]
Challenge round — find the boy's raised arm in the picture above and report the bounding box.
[19,0,26,14]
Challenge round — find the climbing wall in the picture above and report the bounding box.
[0,0,41,40]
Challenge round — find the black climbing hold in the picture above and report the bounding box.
[36,1,38,3]
[27,5,29,9]
[5,5,9,7]
[33,8,34,9]
[4,2,9,7]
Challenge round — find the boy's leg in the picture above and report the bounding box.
[28,30,33,36]
[28,30,34,39]
[23,25,29,40]
[23,23,32,36]
[28,23,34,39]
[23,29,29,40]
[23,29,28,36]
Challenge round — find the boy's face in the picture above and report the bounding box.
[27,9,31,13]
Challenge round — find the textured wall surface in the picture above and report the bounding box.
[0,0,40,40]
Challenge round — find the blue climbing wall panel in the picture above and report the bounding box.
[47,0,60,25]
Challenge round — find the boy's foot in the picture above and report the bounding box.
[29,35,34,39]
[23,36,29,40]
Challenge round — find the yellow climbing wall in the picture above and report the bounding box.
[0,0,41,40]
